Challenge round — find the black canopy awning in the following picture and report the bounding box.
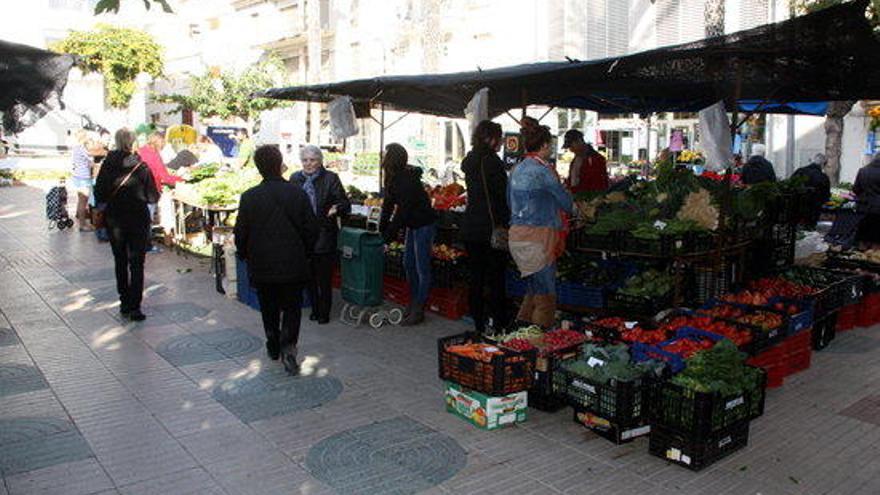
[1,39,76,133]
[260,0,880,117]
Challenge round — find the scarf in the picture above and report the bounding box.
[302,168,322,214]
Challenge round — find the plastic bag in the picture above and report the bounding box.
[698,101,734,171]
[327,96,359,140]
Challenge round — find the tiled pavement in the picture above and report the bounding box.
[1,184,880,495]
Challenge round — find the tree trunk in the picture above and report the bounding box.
[824,101,856,186]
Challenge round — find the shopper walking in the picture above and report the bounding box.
[563,129,609,193]
[94,128,158,322]
[854,152,880,247]
[70,129,97,231]
[791,153,831,227]
[379,143,438,326]
[290,145,350,324]
[235,145,318,374]
[509,125,573,328]
[460,120,509,334]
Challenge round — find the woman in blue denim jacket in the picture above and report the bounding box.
[508,125,573,327]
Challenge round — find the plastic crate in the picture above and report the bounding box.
[529,389,567,412]
[857,293,880,327]
[553,367,654,428]
[770,193,800,224]
[573,406,652,444]
[438,332,536,395]
[837,302,861,332]
[690,256,746,306]
[432,258,463,289]
[427,287,469,320]
[607,292,673,319]
[384,250,406,280]
[812,312,839,351]
[506,269,527,298]
[557,281,606,308]
[631,343,686,375]
[569,229,622,252]
[620,232,689,257]
[383,275,410,306]
[786,349,812,376]
[766,297,813,336]
[650,367,766,437]
[649,420,750,472]
[528,341,582,412]
[689,231,719,253]
[697,302,788,353]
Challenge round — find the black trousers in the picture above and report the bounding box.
[255,283,303,353]
[307,253,336,320]
[464,241,508,332]
[108,223,148,312]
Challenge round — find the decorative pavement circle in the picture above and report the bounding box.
[151,302,210,323]
[155,328,264,366]
[0,417,93,476]
[0,364,49,398]
[0,327,20,347]
[63,267,116,283]
[306,416,467,495]
[211,372,343,423]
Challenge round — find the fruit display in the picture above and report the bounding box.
[660,336,715,359]
[431,184,467,210]
[386,241,404,253]
[490,326,587,355]
[660,315,752,348]
[700,304,783,332]
[677,150,704,164]
[621,326,669,345]
[432,244,465,261]
[841,248,880,265]
[445,343,504,363]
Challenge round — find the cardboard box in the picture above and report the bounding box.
[444,381,527,430]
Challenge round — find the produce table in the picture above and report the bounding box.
[171,193,237,294]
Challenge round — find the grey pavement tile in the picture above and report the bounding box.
[0,390,66,420]
[0,364,49,398]
[117,467,223,495]
[0,327,20,347]
[150,303,211,324]
[92,440,198,487]
[0,417,94,477]
[211,371,344,423]
[4,457,113,495]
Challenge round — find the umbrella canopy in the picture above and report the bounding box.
[0,39,76,133]
[260,0,880,118]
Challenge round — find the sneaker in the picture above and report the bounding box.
[128,309,146,321]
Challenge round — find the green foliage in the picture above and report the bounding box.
[154,56,288,122]
[51,24,163,108]
[793,0,880,27]
[94,0,172,15]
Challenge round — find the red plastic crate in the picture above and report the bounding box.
[837,303,861,332]
[856,293,880,328]
[765,364,786,388]
[786,349,812,376]
[746,344,786,368]
[383,276,410,306]
[427,287,468,320]
[332,267,341,289]
[781,329,812,355]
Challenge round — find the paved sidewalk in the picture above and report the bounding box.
[1,184,879,495]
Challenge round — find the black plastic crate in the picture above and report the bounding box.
[438,332,536,395]
[607,292,673,319]
[432,258,464,289]
[649,420,750,471]
[553,367,653,427]
[812,311,839,351]
[528,342,582,412]
[690,254,746,305]
[529,388,567,412]
[650,367,766,437]
[620,232,689,257]
[689,231,718,253]
[384,250,405,280]
[573,406,651,444]
[569,229,622,252]
[770,192,800,224]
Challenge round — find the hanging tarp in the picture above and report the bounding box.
[259,1,879,117]
[0,39,77,133]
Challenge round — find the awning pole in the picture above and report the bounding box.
[379,103,385,193]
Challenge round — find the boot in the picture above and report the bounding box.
[400,305,425,326]
[531,294,557,329]
[266,339,280,361]
[516,295,536,324]
[281,347,300,375]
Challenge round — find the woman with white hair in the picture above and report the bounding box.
[289,145,350,324]
[791,153,831,227]
[742,143,777,185]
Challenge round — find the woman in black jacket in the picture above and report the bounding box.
[290,145,351,324]
[94,128,159,321]
[379,143,437,325]
[855,152,880,246]
[460,120,509,333]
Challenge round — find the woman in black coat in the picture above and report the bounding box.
[460,120,509,333]
[290,145,350,324]
[94,128,159,321]
[855,152,880,246]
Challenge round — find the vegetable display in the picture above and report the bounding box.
[187,162,221,182]
[659,315,752,348]
[561,343,659,384]
[670,340,762,395]
[617,270,673,298]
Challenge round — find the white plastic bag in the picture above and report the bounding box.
[327,96,359,140]
[465,87,489,136]
[698,101,734,171]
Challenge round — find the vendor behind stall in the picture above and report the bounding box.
[563,129,609,193]
[509,125,573,328]
[791,153,831,227]
[741,144,777,185]
[854,152,880,246]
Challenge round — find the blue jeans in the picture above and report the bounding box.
[526,263,556,296]
[404,223,436,305]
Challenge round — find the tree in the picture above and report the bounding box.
[793,0,880,185]
[153,56,289,123]
[94,0,173,15]
[51,24,164,108]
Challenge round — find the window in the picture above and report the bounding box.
[284,56,300,73]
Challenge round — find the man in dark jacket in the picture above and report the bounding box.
[290,145,350,324]
[235,145,318,374]
[854,152,880,245]
[741,144,777,185]
[791,153,831,227]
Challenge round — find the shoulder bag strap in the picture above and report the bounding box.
[109,162,143,202]
[479,156,497,228]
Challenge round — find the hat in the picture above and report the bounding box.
[562,129,584,149]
